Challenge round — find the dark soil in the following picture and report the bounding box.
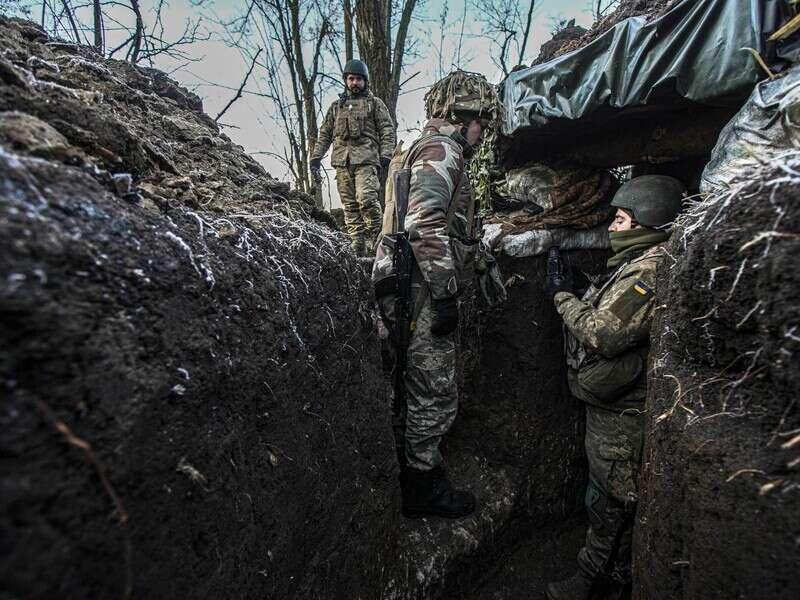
[532,0,681,66]
[0,145,398,599]
[464,515,586,600]
[0,15,331,225]
[634,158,800,599]
[0,16,395,600]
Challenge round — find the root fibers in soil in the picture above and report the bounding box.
[635,155,800,600]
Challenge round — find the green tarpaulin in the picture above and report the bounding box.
[502,0,790,137]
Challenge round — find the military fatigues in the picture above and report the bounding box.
[311,90,396,250]
[373,119,479,471]
[554,244,664,585]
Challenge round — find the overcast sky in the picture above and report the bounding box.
[17,0,598,207]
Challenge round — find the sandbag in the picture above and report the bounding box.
[701,65,800,193]
[484,223,611,258]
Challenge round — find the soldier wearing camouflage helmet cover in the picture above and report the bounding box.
[372,71,498,519]
[309,59,396,256]
[544,175,685,600]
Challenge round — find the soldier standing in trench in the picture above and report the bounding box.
[309,59,396,257]
[544,176,686,600]
[372,71,497,518]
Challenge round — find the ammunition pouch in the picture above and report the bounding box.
[451,235,479,291]
[334,97,369,141]
[475,241,507,307]
[577,351,643,403]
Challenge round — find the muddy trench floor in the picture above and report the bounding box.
[460,515,586,600]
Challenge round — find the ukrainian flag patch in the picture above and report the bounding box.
[633,280,652,296]
[609,279,654,320]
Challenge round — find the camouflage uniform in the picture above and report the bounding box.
[554,244,664,585]
[373,118,478,471]
[311,89,396,250]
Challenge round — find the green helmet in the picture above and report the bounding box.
[343,59,369,81]
[424,70,499,123]
[611,175,685,228]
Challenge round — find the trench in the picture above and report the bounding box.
[3,7,800,599]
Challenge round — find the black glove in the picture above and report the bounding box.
[545,265,574,302]
[430,297,458,336]
[310,158,322,172]
[380,156,391,169]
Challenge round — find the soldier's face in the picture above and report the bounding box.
[609,209,635,232]
[346,74,366,92]
[465,119,483,146]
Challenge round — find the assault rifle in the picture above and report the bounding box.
[391,166,414,463]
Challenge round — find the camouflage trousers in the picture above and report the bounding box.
[577,404,644,585]
[335,165,382,249]
[388,294,458,471]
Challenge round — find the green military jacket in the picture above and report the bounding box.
[555,244,664,411]
[311,89,396,168]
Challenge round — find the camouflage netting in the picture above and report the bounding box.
[634,151,800,600]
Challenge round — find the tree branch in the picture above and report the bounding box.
[215,47,263,122]
[518,0,535,65]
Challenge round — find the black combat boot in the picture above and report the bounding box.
[400,466,476,519]
[545,571,594,600]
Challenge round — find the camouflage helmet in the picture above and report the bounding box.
[611,175,685,228]
[424,70,499,123]
[343,59,369,81]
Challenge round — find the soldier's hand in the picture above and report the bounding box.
[310,158,322,172]
[545,267,575,302]
[380,156,391,169]
[430,297,459,336]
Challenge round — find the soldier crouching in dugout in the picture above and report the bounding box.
[372,71,497,519]
[309,59,396,256]
[544,175,686,600]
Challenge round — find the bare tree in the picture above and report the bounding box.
[353,0,419,122]
[92,0,104,53]
[219,0,339,192]
[343,0,354,61]
[473,0,537,76]
[593,0,621,21]
[33,0,207,66]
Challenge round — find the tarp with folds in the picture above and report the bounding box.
[502,0,780,137]
[701,64,800,193]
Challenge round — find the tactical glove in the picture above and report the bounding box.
[430,297,458,336]
[310,158,322,172]
[380,156,391,168]
[545,266,574,302]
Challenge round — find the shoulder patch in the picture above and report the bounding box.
[609,279,654,321]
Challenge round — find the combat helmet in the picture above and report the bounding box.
[424,70,499,124]
[611,175,685,228]
[343,59,369,82]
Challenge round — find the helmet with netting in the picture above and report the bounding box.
[611,175,686,228]
[424,70,499,124]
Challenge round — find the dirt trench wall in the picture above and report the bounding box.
[437,250,609,592]
[634,159,800,599]
[457,251,612,519]
[0,16,406,600]
[0,147,403,599]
